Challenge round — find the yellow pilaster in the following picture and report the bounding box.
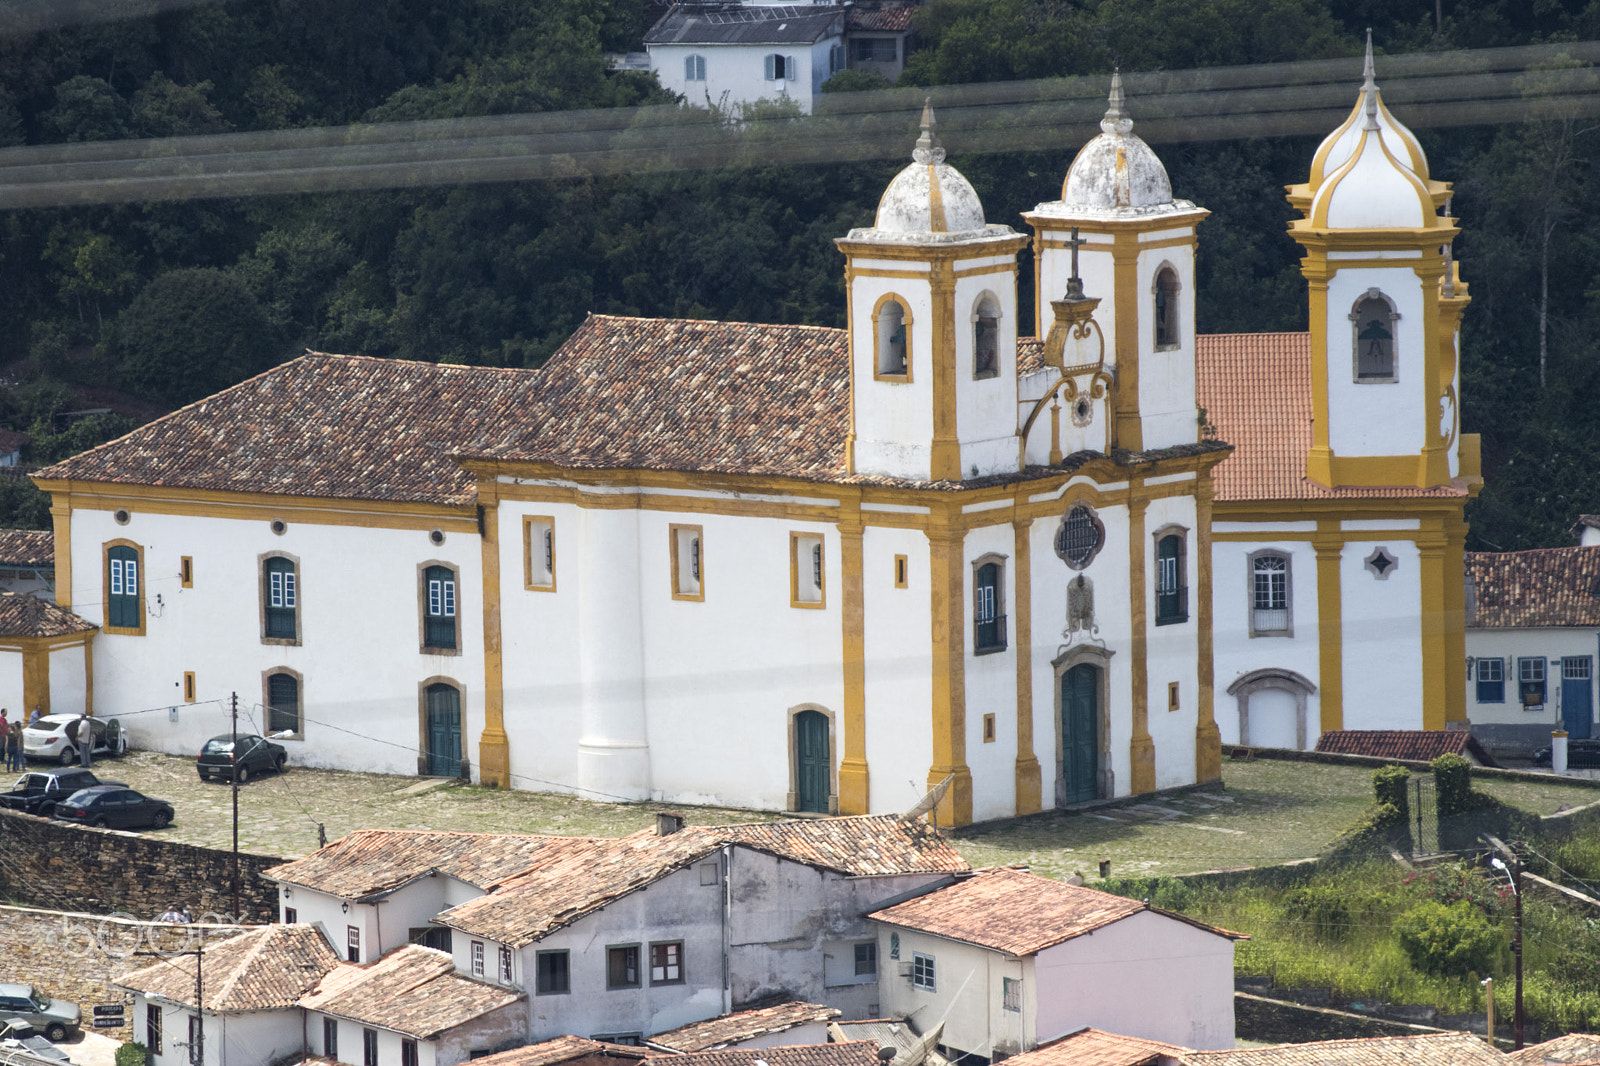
[1313,525,1344,733]
[1012,517,1041,814]
[50,498,72,610]
[929,261,960,482]
[837,496,869,814]
[1412,260,1450,487]
[1418,528,1450,731]
[926,514,972,825]
[476,477,510,788]
[1194,478,1221,783]
[1128,495,1154,794]
[1444,517,1469,726]
[83,637,93,717]
[21,642,47,717]
[1111,235,1143,452]
[1303,263,1333,486]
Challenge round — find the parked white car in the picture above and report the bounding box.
[22,715,127,765]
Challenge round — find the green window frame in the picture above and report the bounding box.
[107,545,140,629]
[263,556,297,640]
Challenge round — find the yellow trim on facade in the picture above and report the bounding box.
[1312,526,1344,733]
[1417,532,1449,730]
[789,531,827,609]
[476,478,509,788]
[1194,478,1221,783]
[522,515,556,592]
[929,260,960,481]
[1127,496,1155,794]
[1012,518,1041,814]
[1112,233,1143,452]
[1443,518,1468,726]
[926,513,972,825]
[669,523,706,602]
[870,291,915,384]
[837,497,868,814]
[50,501,72,610]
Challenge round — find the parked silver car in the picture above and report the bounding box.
[0,986,79,1042]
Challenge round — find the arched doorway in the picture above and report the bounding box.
[794,709,831,813]
[425,683,462,777]
[1061,663,1100,805]
[1227,669,1317,750]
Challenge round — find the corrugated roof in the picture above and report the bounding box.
[0,529,52,568]
[1179,1033,1504,1065]
[869,867,1244,956]
[650,1001,840,1052]
[36,353,535,506]
[1194,333,1468,502]
[116,925,339,1012]
[0,590,93,638]
[1010,1028,1187,1066]
[1314,730,1498,767]
[671,1042,884,1066]
[1507,1033,1600,1064]
[262,830,587,900]
[1467,547,1600,628]
[645,5,844,46]
[299,944,523,1039]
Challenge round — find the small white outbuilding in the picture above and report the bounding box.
[868,867,1245,1057]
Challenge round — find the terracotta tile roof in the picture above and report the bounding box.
[868,867,1244,956]
[1180,1033,1505,1065]
[671,1041,885,1066]
[116,924,339,1011]
[1315,730,1498,767]
[35,353,536,506]
[847,6,916,32]
[0,529,52,567]
[1010,1028,1187,1066]
[0,590,93,638]
[650,1001,841,1052]
[1508,1033,1600,1064]
[298,944,523,1038]
[465,316,850,482]
[469,1037,650,1066]
[710,814,969,877]
[1194,333,1468,502]
[1467,547,1600,628]
[262,829,587,900]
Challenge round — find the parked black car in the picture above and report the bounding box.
[196,733,287,783]
[0,769,124,817]
[1531,738,1600,768]
[51,786,173,830]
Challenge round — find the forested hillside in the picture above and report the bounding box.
[0,0,1595,550]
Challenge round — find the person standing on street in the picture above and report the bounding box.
[3,713,19,772]
[73,713,92,768]
[0,711,9,772]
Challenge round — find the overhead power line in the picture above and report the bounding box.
[0,40,1597,209]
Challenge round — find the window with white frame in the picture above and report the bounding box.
[471,940,485,977]
[792,532,824,607]
[854,941,877,975]
[1476,657,1504,703]
[764,54,797,81]
[499,944,514,984]
[685,54,706,81]
[973,559,1006,653]
[1519,657,1547,707]
[1251,552,1290,635]
[911,952,936,991]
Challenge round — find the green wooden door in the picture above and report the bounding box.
[795,710,830,813]
[426,683,462,777]
[1062,664,1099,804]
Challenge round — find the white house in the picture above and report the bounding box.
[868,867,1244,1055]
[35,40,1477,826]
[645,5,846,114]
[119,924,341,1066]
[1464,546,1600,757]
[0,529,55,601]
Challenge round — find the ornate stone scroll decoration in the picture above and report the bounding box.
[1018,227,1116,466]
[1061,573,1103,651]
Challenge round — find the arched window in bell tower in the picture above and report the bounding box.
[1350,289,1400,383]
[874,296,910,379]
[973,293,1000,379]
[1153,266,1180,350]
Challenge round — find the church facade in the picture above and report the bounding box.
[33,47,1476,826]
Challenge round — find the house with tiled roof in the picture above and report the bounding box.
[1314,728,1498,766]
[843,5,917,84]
[1464,546,1600,756]
[867,867,1244,1056]
[646,1000,839,1053]
[644,5,846,114]
[1177,1031,1503,1065]
[1003,1027,1187,1066]
[0,527,55,601]
[1192,38,1479,755]
[31,37,1473,828]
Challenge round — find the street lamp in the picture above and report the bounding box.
[1489,855,1524,1050]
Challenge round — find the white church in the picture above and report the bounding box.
[30,43,1479,826]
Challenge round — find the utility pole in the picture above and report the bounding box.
[134,945,203,1066]
[232,688,240,921]
[1485,835,1525,1050]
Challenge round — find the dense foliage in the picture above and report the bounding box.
[0,0,1598,544]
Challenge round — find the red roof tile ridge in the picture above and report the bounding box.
[581,313,846,335]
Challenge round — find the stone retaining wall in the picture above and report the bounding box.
[0,808,282,922]
[0,905,247,1043]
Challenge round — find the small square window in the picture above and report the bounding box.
[608,944,641,989]
[982,713,995,743]
[537,950,570,995]
[346,925,361,963]
[284,907,297,924]
[912,952,935,991]
[894,555,908,589]
[650,941,683,985]
[699,861,719,886]
[854,941,877,976]
[180,556,193,588]
[1003,977,1022,1012]
[1476,657,1505,704]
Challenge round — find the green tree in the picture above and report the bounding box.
[111,268,278,402]
[43,76,131,142]
[131,73,231,137]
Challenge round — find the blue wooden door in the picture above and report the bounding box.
[795,710,830,813]
[1562,657,1593,739]
[426,684,462,776]
[1062,664,1099,804]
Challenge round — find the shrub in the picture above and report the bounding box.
[1394,899,1501,977]
[1284,882,1351,938]
[1096,875,1193,911]
[1374,764,1411,817]
[1432,754,1472,816]
[1322,801,1408,862]
[1404,862,1508,918]
[117,1042,149,1066]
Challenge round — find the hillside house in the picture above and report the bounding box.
[645,5,845,114]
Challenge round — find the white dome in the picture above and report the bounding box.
[1061,72,1173,210]
[1310,97,1435,230]
[1309,34,1429,189]
[875,159,987,235]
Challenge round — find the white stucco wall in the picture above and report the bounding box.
[862,523,934,815]
[952,261,1023,479]
[1143,490,1200,789]
[0,650,23,721]
[70,507,483,778]
[1340,538,1423,730]
[137,999,302,1066]
[1134,234,1199,450]
[1466,627,1597,732]
[47,641,89,717]
[874,929,1029,1059]
[850,266,937,481]
[1324,262,1426,458]
[648,38,837,115]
